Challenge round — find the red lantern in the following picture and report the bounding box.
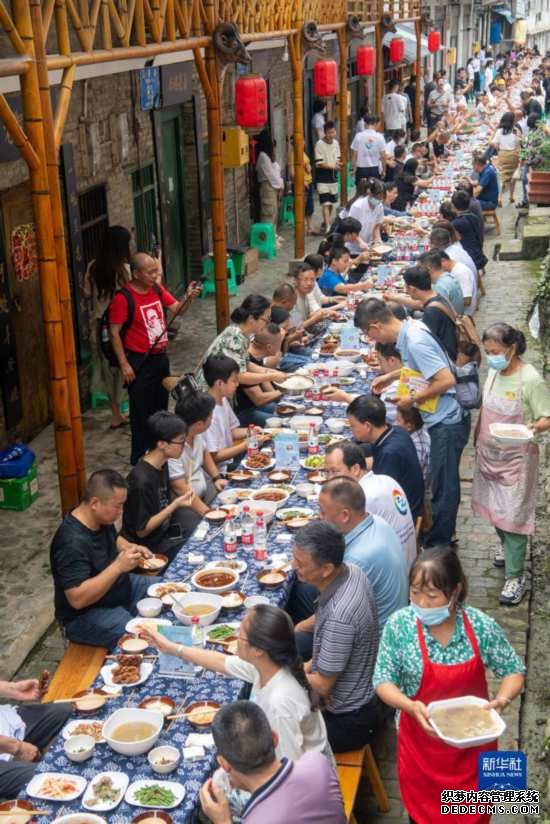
[389,37,405,63]
[356,45,376,76]
[235,75,267,129]
[428,30,441,53]
[313,60,339,97]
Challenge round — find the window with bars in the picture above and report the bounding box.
[78,184,109,267]
[132,164,159,252]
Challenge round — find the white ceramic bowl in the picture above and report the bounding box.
[335,348,362,362]
[136,597,163,617]
[148,745,181,774]
[289,415,322,433]
[54,816,107,824]
[319,359,356,377]
[218,488,239,505]
[64,734,95,762]
[172,591,223,625]
[240,498,279,523]
[244,595,270,609]
[102,707,164,756]
[250,487,290,510]
[266,416,283,428]
[191,568,240,595]
[326,418,346,434]
[296,482,315,498]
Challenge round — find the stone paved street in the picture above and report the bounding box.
[3,204,548,821]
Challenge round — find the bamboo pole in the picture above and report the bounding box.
[289,32,305,259]
[11,0,80,513]
[0,94,40,169]
[0,0,27,53]
[0,56,30,77]
[54,64,76,147]
[375,20,384,124]
[337,28,348,207]
[55,0,72,57]
[414,18,421,129]
[30,0,87,501]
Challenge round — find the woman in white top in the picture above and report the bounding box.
[255,131,284,227]
[490,112,520,204]
[140,604,330,762]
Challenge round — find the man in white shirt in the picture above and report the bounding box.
[429,226,477,277]
[441,253,478,315]
[349,178,385,244]
[314,121,341,230]
[350,114,387,183]
[324,441,417,569]
[427,76,453,130]
[383,81,408,132]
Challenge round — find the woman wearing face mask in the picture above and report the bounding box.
[374,546,525,824]
[472,323,550,606]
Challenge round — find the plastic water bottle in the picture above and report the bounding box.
[224,514,237,558]
[346,291,354,312]
[241,505,255,550]
[254,514,268,564]
[247,425,258,458]
[308,422,319,456]
[312,370,322,402]
[191,615,204,646]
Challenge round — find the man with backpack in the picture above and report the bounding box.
[108,253,201,464]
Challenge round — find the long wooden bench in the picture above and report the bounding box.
[336,745,391,822]
[42,642,107,702]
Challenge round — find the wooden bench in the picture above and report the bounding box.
[42,642,107,703]
[483,210,501,235]
[336,744,391,822]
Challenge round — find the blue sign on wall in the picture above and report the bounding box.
[140,66,161,111]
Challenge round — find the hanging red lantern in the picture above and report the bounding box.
[356,45,376,76]
[313,60,339,97]
[428,30,441,53]
[389,37,405,63]
[235,75,267,130]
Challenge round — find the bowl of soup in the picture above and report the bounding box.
[427,695,506,749]
[191,568,239,594]
[256,568,288,588]
[102,707,164,756]
[171,592,223,626]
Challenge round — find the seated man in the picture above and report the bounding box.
[471,153,499,210]
[347,394,424,520]
[292,520,382,752]
[289,264,336,333]
[123,411,196,559]
[324,440,417,569]
[51,469,164,649]
[199,701,345,824]
[318,248,372,297]
[0,676,71,798]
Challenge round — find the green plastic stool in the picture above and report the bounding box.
[90,392,128,415]
[250,223,277,259]
[230,250,246,284]
[281,194,295,225]
[200,256,238,298]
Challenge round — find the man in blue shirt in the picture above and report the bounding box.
[317,248,371,297]
[472,154,499,210]
[354,298,470,547]
[346,394,424,520]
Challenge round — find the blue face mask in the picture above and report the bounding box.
[486,353,510,371]
[368,196,379,209]
[410,600,452,626]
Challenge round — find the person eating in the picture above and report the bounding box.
[374,546,526,824]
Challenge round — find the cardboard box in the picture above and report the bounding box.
[244,247,259,276]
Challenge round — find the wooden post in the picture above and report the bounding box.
[11,0,80,513]
[414,18,422,129]
[289,32,305,259]
[30,0,87,499]
[375,21,384,125]
[337,28,348,206]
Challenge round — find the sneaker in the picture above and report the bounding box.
[499,576,526,606]
[493,544,505,568]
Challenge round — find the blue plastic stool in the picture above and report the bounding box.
[250,223,277,259]
[200,256,238,298]
[281,194,295,225]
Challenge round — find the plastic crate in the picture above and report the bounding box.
[0,462,39,511]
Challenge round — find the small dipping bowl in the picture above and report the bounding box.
[266,416,283,428]
[326,418,346,434]
[218,489,239,505]
[148,744,180,774]
[131,813,173,824]
[244,594,270,609]
[137,597,163,618]
[64,734,95,763]
[296,482,315,499]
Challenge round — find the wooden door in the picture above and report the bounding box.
[159,109,189,293]
[0,184,50,441]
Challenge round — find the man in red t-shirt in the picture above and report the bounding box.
[109,253,200,464]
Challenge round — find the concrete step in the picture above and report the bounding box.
[499,239,524,260]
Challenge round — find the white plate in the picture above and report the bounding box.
[124,778,186,809]
[100,662,153,689]
[300,457,325,471]
[147,582,190,605]
[242,457,275,472]
[427,695,506,750]
[276,506,315,522]
[62,719,105,743]
[82,771,129,811]
[205,559,247,574]
[489,422,534,445]
[206,621,240,644]
[125,617,172,634]
[26,772,87,802]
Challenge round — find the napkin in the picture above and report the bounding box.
[186,732,215,748]
[183,744,206,761]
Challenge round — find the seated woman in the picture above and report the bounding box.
[270,305,310,372]
[374,546,525,824]
[139,604,331,762]
[393,158,432,213]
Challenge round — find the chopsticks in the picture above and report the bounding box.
[166,699,188,732]
[0,810,51,816]
[51,695,117,704]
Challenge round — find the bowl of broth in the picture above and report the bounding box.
[428,695,506,749]
[102,707,164,755]
[171,592,224,626]
[191,568,240,594]
[131,813,173,824]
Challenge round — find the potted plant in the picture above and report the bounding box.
[525,127,550,205]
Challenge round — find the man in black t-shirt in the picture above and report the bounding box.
[403,267,458,361]
[50,469,159,649]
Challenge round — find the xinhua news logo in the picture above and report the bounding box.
[478,751,527,790]
[440,753,539,816]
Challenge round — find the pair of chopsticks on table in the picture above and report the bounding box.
[0,810,51,817]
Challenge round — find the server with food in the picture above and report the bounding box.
[374,547,525,824]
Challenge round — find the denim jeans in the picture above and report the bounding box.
[424,413,471,547]
[236,402,277,427]
[479,199,498,211]
[279,352,309,372]
[286,579,318,660]
[64,573,160,650]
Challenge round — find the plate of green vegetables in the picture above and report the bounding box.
[125,779,185,808]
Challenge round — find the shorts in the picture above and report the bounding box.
[317,182,338,204]
[305,184,314,217]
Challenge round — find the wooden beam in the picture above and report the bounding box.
[414,18,421,129]
[54,64,76,147]
[0,56,30,77]
[64,0,88,51]
[165,0,175,40]
[375,20,384,124]
[0,0,27,54]
[54,0,72,57]
[42,0,56,40]
[107,0,126,41]
[0,94,40,169]
[289,32,305,259]
[337,28,348,207]
[135,0,146,45]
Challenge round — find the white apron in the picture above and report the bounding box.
[472,367,538,535]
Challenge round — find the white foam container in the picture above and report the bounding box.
[489,423,534,445]
[427,695,506,750]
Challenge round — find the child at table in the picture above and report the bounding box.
[374,341,402,425]
[396,404,431,501]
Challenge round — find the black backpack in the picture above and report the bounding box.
[99,284,162,368]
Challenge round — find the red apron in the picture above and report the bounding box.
[397,612,496,824]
